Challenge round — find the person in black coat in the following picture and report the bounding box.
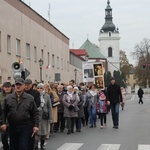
[107,77,122,129]
[138,87,144,104]
[24,79,40,150]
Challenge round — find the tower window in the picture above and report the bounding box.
[109,32,111,36]
[108,47,113,57]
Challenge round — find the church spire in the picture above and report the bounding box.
[100,0,118,33]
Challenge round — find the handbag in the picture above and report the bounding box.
[84,100,89,108]
[42,110,49,120]
[52,101,60,107]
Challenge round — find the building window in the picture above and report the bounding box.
[67,61,69,71]
[34,46,37,62]
[52,54,55,67]
[7,35,11,54]
[26,43,30,59]
[109,32,111,37]
[41,49,44,60]
[0,31,1,51]
[61,58,63,70]
[108,47,113,57]
[47,52,50,65]
[16,39,21,56]
[57,57,59,69]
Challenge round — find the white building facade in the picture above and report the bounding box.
[0,0,81,84]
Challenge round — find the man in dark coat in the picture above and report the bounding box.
[1,78,39,150]
[24,79,40,150]
[107,77,122,129]
[138,87,144,104]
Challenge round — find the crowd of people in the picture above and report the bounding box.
[0,77,125,150]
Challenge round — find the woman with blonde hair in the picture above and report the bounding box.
[44,83,59,135]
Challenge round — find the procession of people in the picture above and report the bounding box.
[0,77,128,150]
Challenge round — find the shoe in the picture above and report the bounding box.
[67,130,71,134]
[90,125,93,128]
[100,126,103,129]
[113,126,118,129]
[76,129,81,132]
[71,130,74,133]
[60,130,64,132]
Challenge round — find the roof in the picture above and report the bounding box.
[70,49,88,61]
[70,49,88,56]
[80,39,106,59]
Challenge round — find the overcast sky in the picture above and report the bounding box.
[23,0,150,65]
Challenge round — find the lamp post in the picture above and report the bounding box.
[74,68,77,84]
[38,59,44,82]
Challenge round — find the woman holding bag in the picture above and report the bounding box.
[36,83,53,150]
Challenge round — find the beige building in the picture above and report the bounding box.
[0,0,83,84]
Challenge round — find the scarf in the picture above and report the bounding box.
[40,91,45,108]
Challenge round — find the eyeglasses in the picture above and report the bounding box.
[37,88,43,89]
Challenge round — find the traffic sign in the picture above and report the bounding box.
[25,68,30,79]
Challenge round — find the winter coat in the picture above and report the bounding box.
[25,88,41,107]
[85,90,99,110]
[138,88,144,98]
[38,93,52,136]
[57,92,64,113]
[51,91,59,123]
[77,92,84,118]
[2,92,39,127]
[63,93,78,118]
[97,100,107,114]
[107,83,122,104]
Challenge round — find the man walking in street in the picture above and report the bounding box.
[138,87,144,104]
[1,78,39,150]
[107,77,122,129]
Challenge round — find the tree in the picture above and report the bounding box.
[104,71,112,87]
[120,50,133,78]
[132,38,150,87]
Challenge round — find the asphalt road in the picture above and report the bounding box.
[44,94,150,150]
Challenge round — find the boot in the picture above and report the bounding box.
[41,140,45,150]
[34,140,38,150]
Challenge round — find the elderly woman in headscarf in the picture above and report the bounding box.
[63,85,78,134]
[35,83,53,150]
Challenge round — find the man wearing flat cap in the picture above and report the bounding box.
[107,77,122,129]
[1,78,39,150]
[0,81,12,150]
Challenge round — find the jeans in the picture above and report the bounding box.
[88,107,96,125]
[76,117,82,130]
[9,125,32,150]
[110,103,119,126]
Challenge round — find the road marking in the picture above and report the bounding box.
[138,145,150,150]
[57,143,83,150]
[97,144,120,150]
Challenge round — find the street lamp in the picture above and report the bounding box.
[74,68,77,84]
[38,59,44,82]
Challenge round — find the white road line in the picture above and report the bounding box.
[97,144,120,150]
[57,143,83,150]
[138,145,150,150]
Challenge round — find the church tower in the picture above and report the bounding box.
[98,0,120,74]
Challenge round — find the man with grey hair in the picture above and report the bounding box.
[54,85,65,132]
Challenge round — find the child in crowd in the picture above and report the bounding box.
[97,92,109,129]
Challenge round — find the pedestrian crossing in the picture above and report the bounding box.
[54,143,150,150]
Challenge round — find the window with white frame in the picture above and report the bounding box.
[34,46,37,62]
[61,58,63,70]
[47,52,50,65]
[41,49,44,60]
[52,54,55,67]
[16,39,21,56]
[26,43,30,59]
[57,57,59,69]
[7,35,11,54]
[0,31,1,51]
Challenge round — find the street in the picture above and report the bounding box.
[44,94,150,150]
